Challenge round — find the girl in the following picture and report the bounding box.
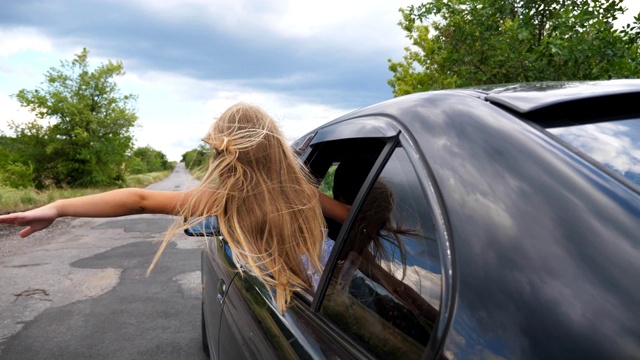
[0,103,349,313]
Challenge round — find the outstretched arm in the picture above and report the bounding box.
[0,188,195,238]
[318,191,351,224]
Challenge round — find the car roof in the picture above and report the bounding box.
[314,79,640,132]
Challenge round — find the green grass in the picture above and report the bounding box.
[126,170,172,187]
[0,170,172,213]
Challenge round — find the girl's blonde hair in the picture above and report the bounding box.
[149,103,325,313]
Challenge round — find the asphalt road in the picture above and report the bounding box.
[0,163,209,360]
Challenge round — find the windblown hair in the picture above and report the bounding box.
[149,103,325,313]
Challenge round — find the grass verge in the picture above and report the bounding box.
[0,170,172,214]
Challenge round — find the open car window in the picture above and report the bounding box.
[297,137,389,296]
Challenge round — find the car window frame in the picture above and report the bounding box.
[395,130,456,360]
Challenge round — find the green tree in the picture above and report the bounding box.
[182,144,210,171]
[126,146,172,174]
[0,136,15,170]
[0,135,35,188]
[388,0,640,95]
[11,48,138,188]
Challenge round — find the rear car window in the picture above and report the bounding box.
[547,119,640,191]
[319,148,441,359]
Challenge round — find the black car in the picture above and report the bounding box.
[189,80,640,359]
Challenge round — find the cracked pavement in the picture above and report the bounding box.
[0,164,209,359]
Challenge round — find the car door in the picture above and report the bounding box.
[202,233,239,360]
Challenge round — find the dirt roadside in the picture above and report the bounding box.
[0,218,74,261]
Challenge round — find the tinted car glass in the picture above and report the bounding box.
[319,147,441,359]
[547,119,640,191]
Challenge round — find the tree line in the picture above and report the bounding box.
[0,48,173,189]
[388,0,640,95]
[181,144,210,173]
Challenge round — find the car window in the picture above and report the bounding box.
[304,137,388,244]
[547,118,640,191]
[319,147,441,359]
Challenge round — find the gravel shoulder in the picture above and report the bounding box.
[0,218,75,261]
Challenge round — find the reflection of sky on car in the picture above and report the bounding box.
[378,242,442,308]
[369,261,441,309]
[367,162,442,308]
[398,262,441,307]
[549,119,640,186]
[378,172,441,275]
[445,309,510,360]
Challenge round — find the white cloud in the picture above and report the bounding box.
[117,69,348,161]
[0,93,37,135]
[123,0,420,55]
[0,28,52,57]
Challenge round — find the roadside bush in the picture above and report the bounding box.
[1,162,35,189]
[127,146,173,175]
[182,144,210,171]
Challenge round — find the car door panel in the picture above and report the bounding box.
[203,236,239,359]
[220,280,359,359]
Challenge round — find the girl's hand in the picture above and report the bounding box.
[0,205,58,238]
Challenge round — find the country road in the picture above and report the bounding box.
[0,163,209,359]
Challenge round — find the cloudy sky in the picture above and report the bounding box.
[1,0,639,161]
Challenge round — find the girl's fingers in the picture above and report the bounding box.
[0,213,53,237]
[19,227,35,238]
[0,215,18,225]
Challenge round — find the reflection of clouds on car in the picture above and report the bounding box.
[550,119,640,186]
[379,259,442,307]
